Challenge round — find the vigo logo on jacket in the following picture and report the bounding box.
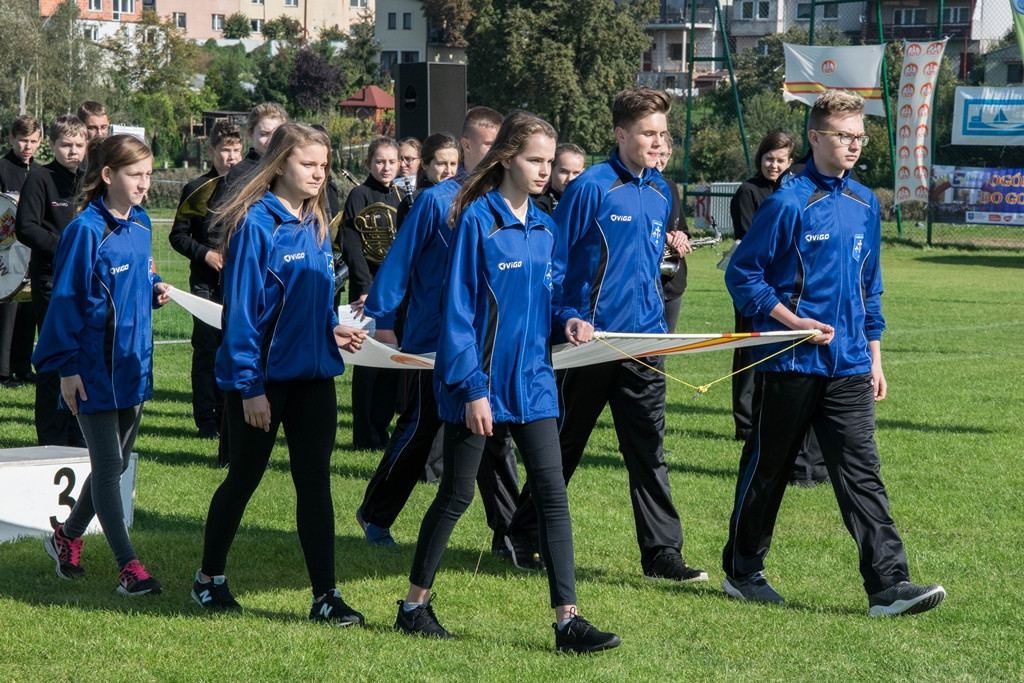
[283,252,306,263]
[498,260,522,271]
[110,263,130,275]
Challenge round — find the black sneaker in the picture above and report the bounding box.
[868,581,945,617]
[722,571,785,604]
[44,525,85,580]
[394,599,453,639]
[504,533,545,571]
[555,615,621,654]
[191,571,242,612]
[644,550,708,584]
[117,560,163,596]
[309,589,364,626]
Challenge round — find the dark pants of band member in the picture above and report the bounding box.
[351,365,398,449]
[732,308,826,482]
[62,405,144,569]
[360,368,518,551]
[31,277,83,446]
[0,301,34,377]
[189,282,223,432]
[201,378,338,597]
[722,371,910,594]
[410,418,577,608]
[508,358,684,571]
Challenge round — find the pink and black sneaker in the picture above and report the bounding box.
[44,525,85,580]
[117,559,162,596]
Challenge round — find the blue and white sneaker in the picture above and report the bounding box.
[356,507,397,547]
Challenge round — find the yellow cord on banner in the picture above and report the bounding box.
[593,333,819,400]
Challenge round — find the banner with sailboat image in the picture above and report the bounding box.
[951,86,1024,146]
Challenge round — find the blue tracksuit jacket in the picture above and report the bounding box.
[725,157,885,377]
[363,171,464,353]
[552,149,672,338]
[216,192,346,398]
[32,198,162,413]
[435,189,574,424]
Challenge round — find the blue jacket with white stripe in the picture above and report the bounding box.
[725,157,885,377]
[216,192,346,398]
[32,198,162,413]
[435,189,572,424]
[552,149,672,338]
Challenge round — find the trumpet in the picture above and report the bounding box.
[661,217,723,277]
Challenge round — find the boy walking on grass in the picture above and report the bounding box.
[722,89,945,616]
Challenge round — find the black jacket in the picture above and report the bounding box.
[341,175,400,299]
[0,150,32,194]
[14,161,81,281]
[730,175,776,241]
[168,168,222,288]
[661,177,690,299]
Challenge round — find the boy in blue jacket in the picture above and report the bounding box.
[504,87,705,584]
[722,90,945,616]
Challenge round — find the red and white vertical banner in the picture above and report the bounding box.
[894,38,947,205]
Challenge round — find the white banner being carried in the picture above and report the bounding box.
[894,38,948,205]
[951,86,1024,146]
[782,43,886,117]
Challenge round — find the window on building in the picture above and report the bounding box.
[893,8,927,24]
[251,18,263,32]
[88,0,102,11]
[740,0,770,19]
[401,50,419,63]
[381,50,398,74]
[83,25,99,40]
[823,3,838,19]
[755,38,771,55]
[942,6,969,24]
[796,3,810,19]
[669,43,683,61]
[351,0,367,7]
[403,12,412,29]
[212,14,225,30]
[173,12,186,29]
[284,0,298,6]
[387,12,396,29]
[251,0,263,5]
[1008,63,1023,84]
[111,0,134,18]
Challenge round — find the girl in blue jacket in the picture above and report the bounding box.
[35,134,169,596]
[395,111,620,654]
[191,123,369,624]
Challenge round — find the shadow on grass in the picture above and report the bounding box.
[913,254,1024,269]
[3,507,525,621]
[877,418,992,434]
[578,452,737,480]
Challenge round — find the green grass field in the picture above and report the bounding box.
[1,239,1022,681]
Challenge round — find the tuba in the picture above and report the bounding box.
[353,202,399,265]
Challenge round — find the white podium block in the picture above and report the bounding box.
[0,446,138,544]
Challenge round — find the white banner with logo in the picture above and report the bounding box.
[894,39,947,205]
[951,86,1024,146]
[782,43,886,117]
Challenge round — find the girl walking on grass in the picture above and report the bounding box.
[191,123,368,624]
[37,134,169,596]
[394,111,621,654]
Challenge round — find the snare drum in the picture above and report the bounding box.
[0,193,31,303]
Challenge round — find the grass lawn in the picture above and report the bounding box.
[1,239,1022,681]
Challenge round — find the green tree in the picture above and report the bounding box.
[0,0,44,122]
[422,0,474,47]
[466,0,657,153]
[288,47,347,115]
[204,43,254,111]
[102,11,199,162]
[338,10,384,95]
[262,15,303,42]
[222,13,252,39]
[39,0,104,117]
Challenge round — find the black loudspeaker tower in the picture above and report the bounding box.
[395,62,467,142]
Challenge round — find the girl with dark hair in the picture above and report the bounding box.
[192,123,368,623]
[394,111,620,654]
[36,134,169,596]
